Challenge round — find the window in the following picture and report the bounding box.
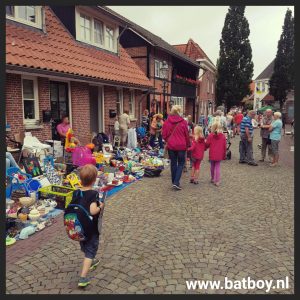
[116,89,123,115]
[155,60,160,78]
[94,19,104,45]
[106,26,114,50]
[76,8,117,52]
[207,80,210,93]
[129,90,135,118]
[211,82,214,94]
[6,6,42,29]
[154,60,169,79]
[22,77,39,123]
[262,82,265,92]
[80,14,91,42]
[171,96,184,112]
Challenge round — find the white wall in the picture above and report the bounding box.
[254,79,269,109]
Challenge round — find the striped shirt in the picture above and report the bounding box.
[240,116,253,136]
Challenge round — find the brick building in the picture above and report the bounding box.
[6,6,153,145]
[174,39,217,120]
[99,7,199,120]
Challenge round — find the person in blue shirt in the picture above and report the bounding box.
[239,110,258,166]
[261,111,283,167]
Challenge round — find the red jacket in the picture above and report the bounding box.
[205,132,227,161]
[234,113,244,125]
[188,137,206,160]
[162,115,189,151]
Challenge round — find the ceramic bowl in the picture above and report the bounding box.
[19,197,35,207]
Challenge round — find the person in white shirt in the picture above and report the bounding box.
[119,110,130,146]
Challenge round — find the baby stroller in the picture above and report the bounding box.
[136,127,149,149]
[223,130,232,160]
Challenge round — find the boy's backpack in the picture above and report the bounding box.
[64,190,94,242]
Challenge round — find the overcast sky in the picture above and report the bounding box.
[108,6,294,79]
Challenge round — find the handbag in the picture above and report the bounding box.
[266,135,271,145]
[164,123,180,159]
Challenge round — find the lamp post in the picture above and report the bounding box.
[160,61,169,119]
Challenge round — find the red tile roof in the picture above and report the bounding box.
[173,39,214,65]
[6,7,153,89]
[262,93,275,101]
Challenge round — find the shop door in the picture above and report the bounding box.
[89,86,103,134]
[50,82,69,140]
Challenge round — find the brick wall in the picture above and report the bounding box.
[70,81,90,145]
[6,73,24,138]
[103,85,117,134]
[6,73,52,145]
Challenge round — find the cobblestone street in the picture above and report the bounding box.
[6,131,294,294]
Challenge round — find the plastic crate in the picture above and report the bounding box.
[38,185,75,209]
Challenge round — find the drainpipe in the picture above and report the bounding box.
[117,25,129,57]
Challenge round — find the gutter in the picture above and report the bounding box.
[117,25,129,57]
[6,64,153,91]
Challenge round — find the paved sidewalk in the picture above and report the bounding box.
[6,132,294,294]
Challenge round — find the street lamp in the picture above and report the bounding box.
[160,61,169,118]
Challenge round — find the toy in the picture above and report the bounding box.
[66,173,82,189]
[72,146,96,166]
[65,128,77,152]
[86,143,95,150]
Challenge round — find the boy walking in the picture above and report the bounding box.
[71,164,104,287]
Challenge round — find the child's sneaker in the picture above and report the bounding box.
[78,277,91,287]
[90,259,100,271]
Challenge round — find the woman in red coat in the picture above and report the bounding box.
[205,121,227,186]
[162,105,189,190]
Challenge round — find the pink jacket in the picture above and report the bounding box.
[162,115,189,151]
[205,132,227,161]
[188,137,206,160]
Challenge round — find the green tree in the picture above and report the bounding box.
[216,6,254,109]
[269,9,294,110]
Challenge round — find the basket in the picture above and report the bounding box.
[38,185,75,209]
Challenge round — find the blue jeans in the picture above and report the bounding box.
[168,150,186,186]
[6,152,19,169]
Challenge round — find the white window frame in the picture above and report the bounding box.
[262,82,265,92]
[154,60,161,78]
[22,76,39,124]
[159,61,168,79]
[75,8,118,53]
[129,90,135,119]
[79,13,92,43]
[6,6,43,29]
[116,89,123,115]
[211,81,214,94]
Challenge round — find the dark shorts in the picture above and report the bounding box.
[271,140,280,155]
[80,233,99,259]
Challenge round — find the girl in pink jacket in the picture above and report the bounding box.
[188,126,206,184]
[205,122,227,186]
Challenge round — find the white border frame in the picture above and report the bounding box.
[6,6,42,29]
[21,75,39,124]
[75,7,119,53]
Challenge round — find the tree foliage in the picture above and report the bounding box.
[216,6,254,109]
[269,9,294,110]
